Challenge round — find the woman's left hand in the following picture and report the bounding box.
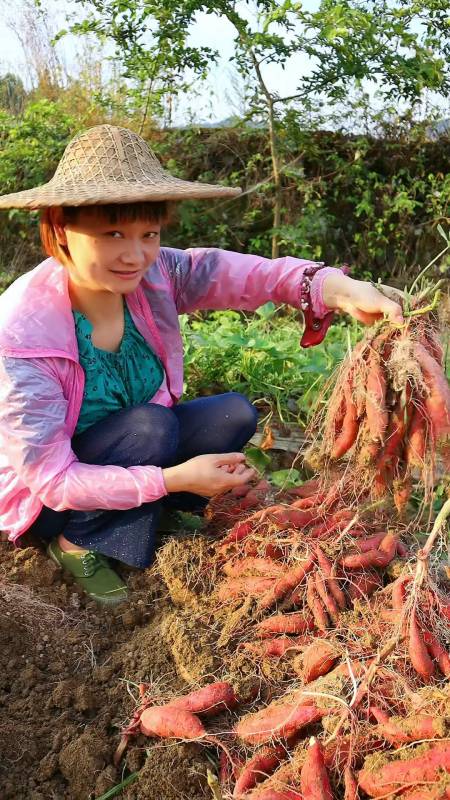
[322,272,404,326]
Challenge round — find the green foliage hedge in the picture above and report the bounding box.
[0,100,449,286]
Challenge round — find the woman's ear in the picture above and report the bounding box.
[50,207,67,246]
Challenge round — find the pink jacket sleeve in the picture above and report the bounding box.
[164,247,341,317]
[0,357,168,512]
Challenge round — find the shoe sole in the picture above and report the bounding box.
[48,543,128,606]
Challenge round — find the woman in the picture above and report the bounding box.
[0,124,403,604]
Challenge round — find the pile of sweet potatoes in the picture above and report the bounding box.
[307,307,450,512]
[117,309,450,799]
[116,470,450,797]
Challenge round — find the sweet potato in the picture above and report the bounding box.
[358,741,450,797]
[255,612,314,639]
[286,478,320,499]
[401,788,450,800]
[396,539,409,558]
[406,405,428,467]
[223,557,286,578]
[219,748,236,788]
[315,546,346,610]
[232,745,286,798]
[221,520,254,547]
[218,577,276,601]
[415,342,450,438]
[258,555,316,611]
[234,702,325,745]
[341,531,396,570]
[409,611,435,680]
[291,492,327,510]
[375,713,449,745]
[355,532,386,552]
[243,636,308,658]
[423,328,444,366]
[167,681,239,716]
[300,737,333,800]
[369,706,390,724]
[357,436,380,467]
[391,574,410,611]
[269,507,318,529]
[309,509,355,539]
[366,350,388,441]
[331,392,358,460]
[393,474,413,514]
[346,569,382,601]
[243,539,285,561]
[250,790,303,800]
[374,393,409,487]
[344,767,358,800]
[302,641,339,682]
[314,571,340,625]
[423,631,450,677]
[306,574,329,631]
[328,388,347,438]
[140,705,206,739]
[230,484,252,498]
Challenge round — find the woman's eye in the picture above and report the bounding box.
[106,231,122,238]
[144,232,159,239]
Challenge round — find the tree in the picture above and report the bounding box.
[0,73,27,115]
[63,0,450,256]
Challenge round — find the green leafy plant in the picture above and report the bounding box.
[181,309,361,424]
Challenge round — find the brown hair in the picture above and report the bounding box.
[40,201,172,265]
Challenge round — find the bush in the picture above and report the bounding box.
[0,100,77,273]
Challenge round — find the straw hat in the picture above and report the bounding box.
[0,124,242,209]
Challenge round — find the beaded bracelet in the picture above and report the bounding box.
[299,263,349,348]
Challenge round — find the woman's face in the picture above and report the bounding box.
[56,209,161,294]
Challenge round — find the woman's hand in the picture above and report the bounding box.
[162,453,256,497]
[322,272,404,326]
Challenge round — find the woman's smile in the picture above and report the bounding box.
[109,268,142,280]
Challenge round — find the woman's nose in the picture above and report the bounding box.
[120,240,146,266]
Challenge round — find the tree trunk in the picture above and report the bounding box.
[267,98,282,259]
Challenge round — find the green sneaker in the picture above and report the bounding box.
[48,540,128,605]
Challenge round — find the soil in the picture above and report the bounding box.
[0,530,214,800]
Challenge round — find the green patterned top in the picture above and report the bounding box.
[73,302,164,435]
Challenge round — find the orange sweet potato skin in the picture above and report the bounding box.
[232,745,285,798]
[300,738,333,800]
[255,613,314,639]
[302,641,339,682]
[376,714,449,745]
[331,391,358,459]
[234,702,324,745]
[358,742,450,797]
[409,611,435,680]
[167,681,238,715]
[140,705,206,739]
[365,350,388,441]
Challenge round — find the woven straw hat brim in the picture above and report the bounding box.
[0,124,243,209]
[0,176,241,209]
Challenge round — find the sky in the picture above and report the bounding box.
[0,0,319,124]
[0,0,448,127]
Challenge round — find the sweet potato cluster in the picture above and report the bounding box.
[116,310,449,798]
[308,310,450,511]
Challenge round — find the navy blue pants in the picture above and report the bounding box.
[27,393,258,567]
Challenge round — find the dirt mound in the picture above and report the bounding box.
[0,533,212,800]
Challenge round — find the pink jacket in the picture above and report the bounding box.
[0,247,339,542]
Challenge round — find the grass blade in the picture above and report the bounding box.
[94,771,139,800]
